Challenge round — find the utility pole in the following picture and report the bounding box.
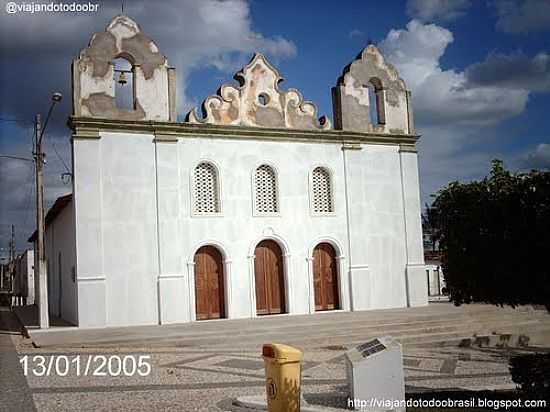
[5,225,15,307]
[33,92,62,328]
[9,225,15,266]
[34,113,49,328]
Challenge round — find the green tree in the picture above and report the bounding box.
[431,160,550,311]
[422,204,439,252]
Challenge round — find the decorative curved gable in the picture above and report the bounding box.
[187,53,330,130]
[73,15,176,121]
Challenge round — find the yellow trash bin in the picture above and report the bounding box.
[262,343,303,412]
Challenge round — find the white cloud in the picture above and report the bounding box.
[523,143,550,169]
[494,0,550,34]
[379,20,529,126]
[349,29,364,39]
[406,0,471,22]
[378,19,540,204]
[0,0,297,117]
[416,125,502,202]
[465,52,550,92]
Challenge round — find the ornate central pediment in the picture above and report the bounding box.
[186,53,330,130]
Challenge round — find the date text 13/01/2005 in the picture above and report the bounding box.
[19,355,152,377]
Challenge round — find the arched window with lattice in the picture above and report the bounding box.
[193,162,220,214]
[254,164,279,214]
[311,167,334,213]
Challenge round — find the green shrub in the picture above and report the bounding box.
[509,353,550,402]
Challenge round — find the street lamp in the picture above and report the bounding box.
[35,92,62,329]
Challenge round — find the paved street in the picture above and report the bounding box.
[2,303,549,411]
[0,307,36,412]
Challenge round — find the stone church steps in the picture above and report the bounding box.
[29,304,549,349]
[299,314,549,349]
[221,308,541,337]
[168,305,537,338]
[127,312,534,347]
[143,308,548,349]
[228,319,544,349]
[353,319,545,348]
[190,314,536,344]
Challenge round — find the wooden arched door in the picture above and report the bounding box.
[254,240,286,315]
[194,246,225,320]
[313,243,339,311]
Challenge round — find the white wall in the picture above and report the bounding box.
[101,133,159,326]
[426,263,445,296]
[44,200,78,324]
[172,136,350,322]
[72,131,426,327]
[344,145,409,311]
[399,150,428,306]
[20,250,34,304]
[13,250,34,305]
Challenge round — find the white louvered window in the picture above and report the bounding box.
[312,167,334,213]
[254,165,279,214]
[193,162,220,214]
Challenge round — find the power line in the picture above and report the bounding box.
[0,155,33,162]
[0,117,33,125]
[51,141,71,175]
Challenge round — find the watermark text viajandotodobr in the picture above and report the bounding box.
[5,1,99,14]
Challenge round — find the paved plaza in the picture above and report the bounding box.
[1,304,550,411]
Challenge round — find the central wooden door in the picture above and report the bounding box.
[194,246,225,320]
[254,240,286,315]
[313,243,339,311]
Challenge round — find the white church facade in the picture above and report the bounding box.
[36,15,427,328]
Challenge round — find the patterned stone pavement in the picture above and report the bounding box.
[4,304,550,411]
[5,338,538,411]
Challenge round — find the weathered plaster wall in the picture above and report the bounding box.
[332,45,413,135]
[73,15,175,122]
[187,53,330,131]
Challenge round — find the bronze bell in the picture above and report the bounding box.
[117,71,127,85]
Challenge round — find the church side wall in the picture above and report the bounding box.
[44,201,78,325]
[73,132,160,327]
[101,132,160,326]
[399,150,428,306]
[344,144,409,311]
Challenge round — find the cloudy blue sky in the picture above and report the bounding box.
[1,0,550,254]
